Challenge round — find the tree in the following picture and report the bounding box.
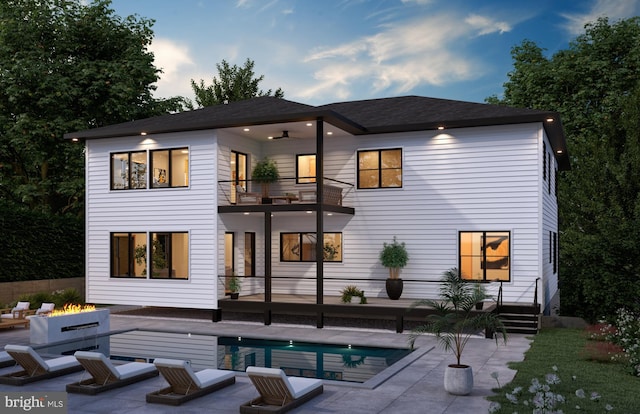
[187,58,284,109]
[0,0,184,216]
[488,17,640,321]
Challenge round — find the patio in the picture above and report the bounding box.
[0,307,531,414]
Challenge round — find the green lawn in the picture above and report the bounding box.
[488,328,639,413]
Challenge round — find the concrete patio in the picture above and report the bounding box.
[0,308,531,413]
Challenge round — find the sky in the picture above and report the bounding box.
[107,0,640,106]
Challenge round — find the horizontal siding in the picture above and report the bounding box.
[85,131,218,309]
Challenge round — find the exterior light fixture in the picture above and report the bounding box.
[306,123,313,127]
[71,138,79,142]
[327,131,333,135]
[546,117,554,123]
[243,128,250,132]
[140,132,147,136]
[556,150,563,154]
[437,126,445,130]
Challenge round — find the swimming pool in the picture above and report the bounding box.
[37,329,413,384]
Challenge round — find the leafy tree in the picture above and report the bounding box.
[0,0,184,216]
[187,58,284,109]
[488,17,640,321]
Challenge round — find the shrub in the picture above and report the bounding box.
[608,308,640,376]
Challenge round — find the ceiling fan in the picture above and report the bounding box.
[271,130,290,140]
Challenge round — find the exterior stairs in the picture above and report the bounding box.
[497,303,540,335]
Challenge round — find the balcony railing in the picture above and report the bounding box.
[217,177,354,207]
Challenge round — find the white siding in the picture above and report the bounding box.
[85,130,219,309]
[541,132,560,314]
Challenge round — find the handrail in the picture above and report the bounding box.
[497,281,503,311]
[534,277,540,309]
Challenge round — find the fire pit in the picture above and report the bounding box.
[30,304,109,345]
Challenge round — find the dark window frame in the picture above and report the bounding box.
[357,148,403,189]
[110,151,147,190]
[458,230,511,282]
[244,232,256,276]
[149,232,189,280]
[280,232,343,262]
[150,147,189,189]
[296,153,317,184]
[110,232,147,278]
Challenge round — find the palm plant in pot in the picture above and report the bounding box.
[251,157,279,201]
[228,274,242,299]
[409,268,507,395]
[379,236,409,300]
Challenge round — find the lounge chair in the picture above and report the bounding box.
[240,366,323,414]
[0,351,15,368]
[26,302,55,320]
[146,358,235,406]
[0,301,33,320]
[0,344,82,385]
[66,351,158,395]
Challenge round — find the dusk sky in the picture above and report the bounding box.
[108,0,640,106]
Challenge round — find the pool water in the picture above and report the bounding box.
[37,329,412,384]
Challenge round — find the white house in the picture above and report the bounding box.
[65,95,569,328]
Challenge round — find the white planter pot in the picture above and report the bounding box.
[444,365,473,395]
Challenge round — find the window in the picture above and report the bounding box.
[553,232,557,274]
[244,232,255,276]
[296,154,316,183]
[280,232,342,262]
[111,151,147,190]
[459,231,510,281]
[111,232,147,277]
[149,232,189,279]
[230,151,248,203]
[548,153,551,193]
[357,148,402,189]
[543,142,547,180]
[151,148,189,188]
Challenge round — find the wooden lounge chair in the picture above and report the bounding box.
[0,344,83,385]
[146,358,235,406]
[66,351,158,395]
[240,366,323,414]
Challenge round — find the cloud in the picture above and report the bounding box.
[297,14,487,101]
[561,0,640,35]
[148,38,195,99]
[465,14,512,35]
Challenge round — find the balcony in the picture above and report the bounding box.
[217,177,355,215]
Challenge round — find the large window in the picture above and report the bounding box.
[459,231,510,281]
[111,151,147,190]
[111,232,147,277]
[151,148,189,188]
[296,154,316,183]
[111,232,189,279]
[280,232,342,262]
[230,151,248,203]
[357,148,402,189]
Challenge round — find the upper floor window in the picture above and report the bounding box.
[280,232,342,262]
[297,154,316,184]
[459,231,510,282]
[111,151,147,190]
[357,148,402,189]
[151,148,189,188]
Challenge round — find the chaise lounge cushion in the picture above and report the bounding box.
[246,366,322,399]
[5,345,79,372]
[152,358,234,388]
[74,351,156,380]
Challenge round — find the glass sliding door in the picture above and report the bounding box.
[230,151,247,204]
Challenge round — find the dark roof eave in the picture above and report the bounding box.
[64,109,365,140]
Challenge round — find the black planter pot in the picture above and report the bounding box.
[385,278,403,300]
[230,292,239,300]
[475,301,484,310]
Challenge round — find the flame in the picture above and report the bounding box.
[49,303,96,317]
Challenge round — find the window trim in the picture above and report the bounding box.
[280,232,343,262]
[458,230,511,282]
[356,147,403,190]
[110,232,147,278]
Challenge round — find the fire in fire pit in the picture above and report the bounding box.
[49,303,96,317]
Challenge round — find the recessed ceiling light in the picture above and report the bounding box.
[268,136,274,140]
[71,138,79,142]
[327,131,333,135]
[140,132,147,136]
[306,123,313,127]
[437,126,445,130]
[556,150,563,154]
[546,118,554,123]
[243,128,250,132]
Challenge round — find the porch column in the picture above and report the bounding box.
[315,118,324,328]
[264,211,272,325]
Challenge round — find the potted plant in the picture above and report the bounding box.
[409,268,507,395]
[228,274,242,299]
[474,284,485,310]
[340,285,367,304]
[251,157,280,201]
[379,237,409,300]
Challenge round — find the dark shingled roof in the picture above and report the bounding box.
[65,95,569,169]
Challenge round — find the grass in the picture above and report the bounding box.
[488,328,639,413]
